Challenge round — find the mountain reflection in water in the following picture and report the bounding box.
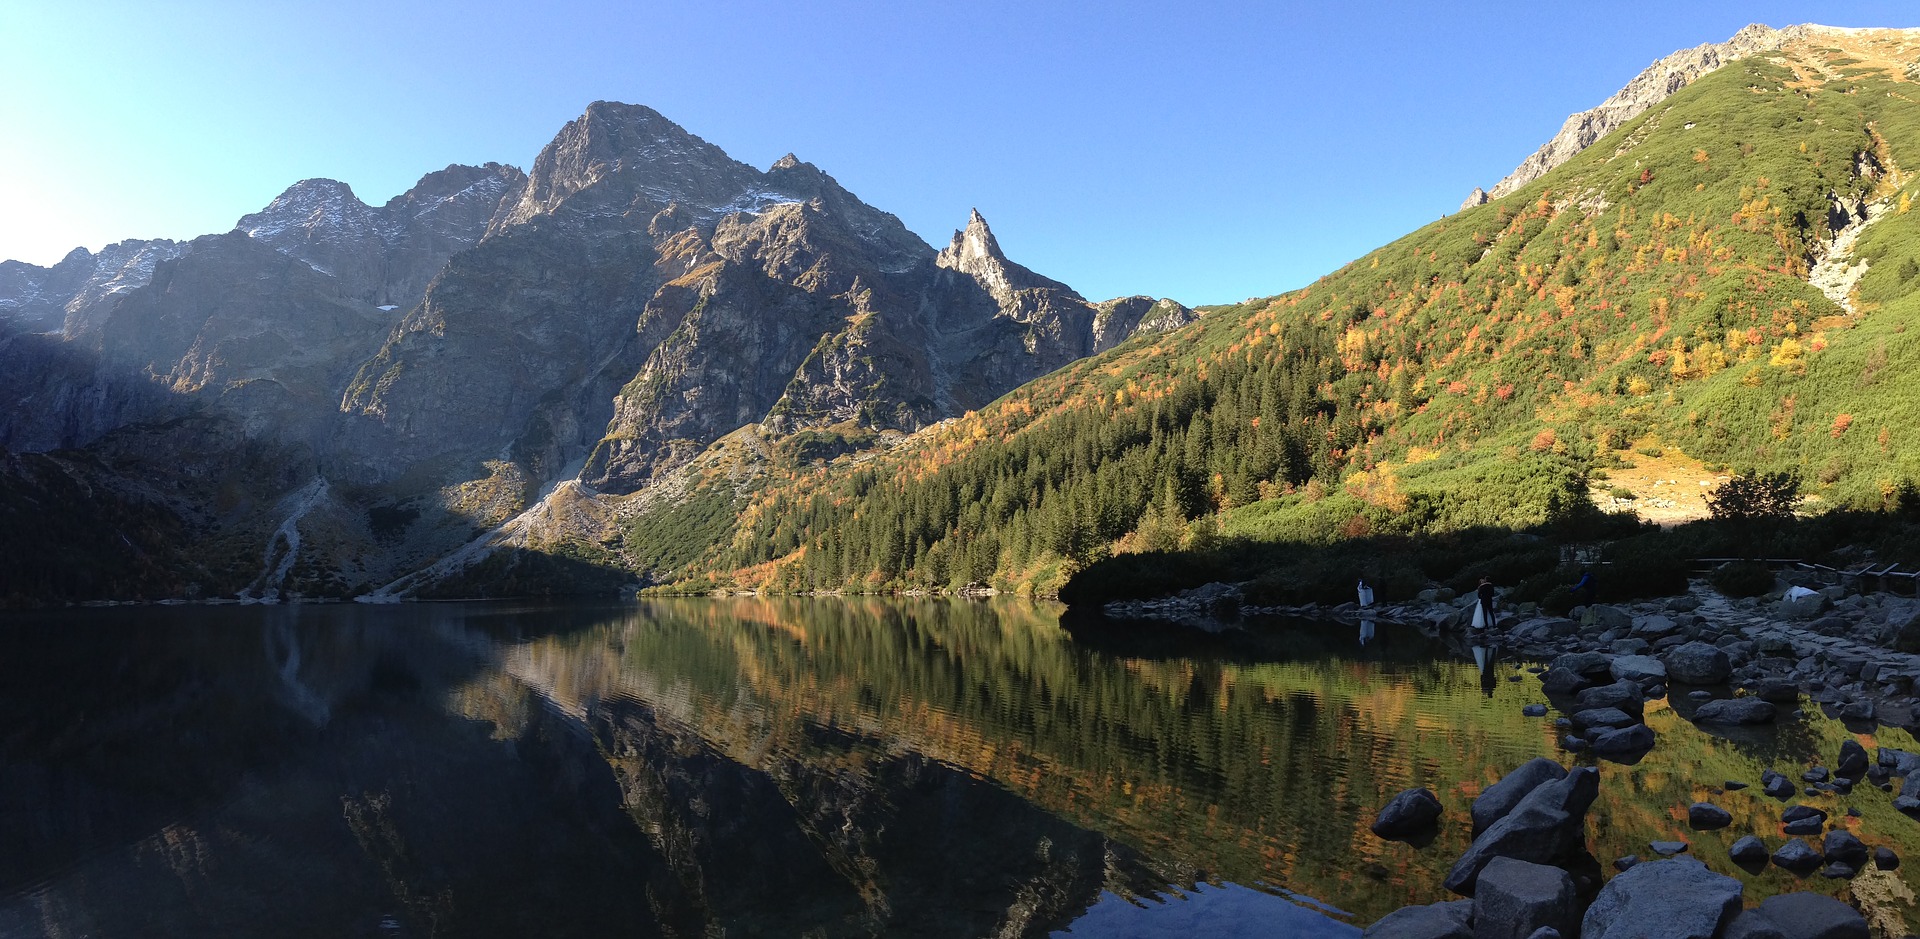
[0,599,1914,937]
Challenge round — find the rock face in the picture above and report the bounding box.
[1579,856,1742,939]
[1466,25,1809,205]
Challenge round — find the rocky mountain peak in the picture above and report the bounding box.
[770,152,804,171]
[493,101,766,232]
[1464,23,1812,207]
[937,209,1005,271]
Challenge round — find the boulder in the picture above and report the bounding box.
[1777,594,1831,620]
[1589,723,1656,759]
[1471,857,1577,939]
[1649,840,1689,856]
[1771,838,1824,872]
[1729,835,1768,865]
[1571,707,1636,730]
[1631,615,1681,640]
[1823,830,1867,867]
[1576,680,1645,716]
[1522,704,1548,717]
[1579,856,1742,939]
[1663,642,1732,684]
[1688,802,1732,829]
[1549,651,1615,678]
[1749,679,1800,704]
[1610,655,1668,685]
[1611,638,1650,655]
[1445,767,1599,895]
[1362,900,1474,939]
[1723,910,1789,939]
[1890,611,1920,653]
[1590,605,1633,630]
[1693,698,1777,725]
[1744,892,1868,939]
[1471,758,1568,836]
[1373,787,1444,839]
[1782,805,1827,827]
[1761,770,1796,799]
[1837,740,1869,780]
[1539,667,1593,695]
[1875,845,1899,869]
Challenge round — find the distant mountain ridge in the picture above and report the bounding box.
[0,101,1194,603]
[1464,23,1821,209]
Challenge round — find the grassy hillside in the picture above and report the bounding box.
[626,32,1920,598]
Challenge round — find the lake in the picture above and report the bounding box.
[0,599,1914,937]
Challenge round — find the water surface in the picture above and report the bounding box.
[0,599,1913,937]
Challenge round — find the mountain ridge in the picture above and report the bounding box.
[0,102,1193,604]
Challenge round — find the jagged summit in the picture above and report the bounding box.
[938,209,1003,268]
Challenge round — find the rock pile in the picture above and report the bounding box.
[1363,759,1875,939]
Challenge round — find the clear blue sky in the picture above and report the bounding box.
[2,1,1914,305]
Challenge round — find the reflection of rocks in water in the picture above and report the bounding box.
[595,697,1163,937]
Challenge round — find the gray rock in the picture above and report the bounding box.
[1632,615,1681,640]
[1576,680,1645,716]
[1522,704,1548,717]
[1723,909,1789,939]
[1610,638,1650,655]
[1747,892,1868,939]
[1539,667,1592,695]
[1571,707,1636,729]
[1693,698,1777,724]
[1611,654,1669,684]
[1471,758,1568,836]
[1874,845,1899,869]
[1590,605,1633,630]
[1749,679,1800,703]
[1778,594,1831,620]
[1822,830,1867,866]
[1663,641,1732,684]
[1771,838,1824,872]
[1688,802,1732,829]
[1445,767,1600,895]
[1471,857,1577,939]
[1649,840,1689,856]
[1729,835,1769,864]
[1589,723,1656,759]
[1363,900,1474,939]
[1762,770,1796,799]
[1373,787,1444,838]
[1612,855,1638,871]
[1837,739,1868,780]
[1549,651,1615,677]
[1523,930,1560,939]
[1580,856,1742,939]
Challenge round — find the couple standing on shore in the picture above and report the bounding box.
[1471,576,1498,630]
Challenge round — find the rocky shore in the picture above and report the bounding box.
[1105,578,1920,936]
[1106,578,1920,733]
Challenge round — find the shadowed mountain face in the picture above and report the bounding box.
[0,101,1192,602]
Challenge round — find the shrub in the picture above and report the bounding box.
[1710,560,1776,598]
[1609,486,1637,501]
[1706,471,1802,520]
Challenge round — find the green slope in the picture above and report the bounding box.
[630,33,1920,597]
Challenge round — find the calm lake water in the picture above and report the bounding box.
[0,599,1914,937]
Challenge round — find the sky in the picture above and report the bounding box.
[3,1,1916,306]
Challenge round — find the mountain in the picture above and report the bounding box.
[630,24,1920,597]
[1462,24,1810,209]
[0,102,1191,604]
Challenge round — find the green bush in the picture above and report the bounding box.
[1706,471,1802,521]
[1710,560,1776,598]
